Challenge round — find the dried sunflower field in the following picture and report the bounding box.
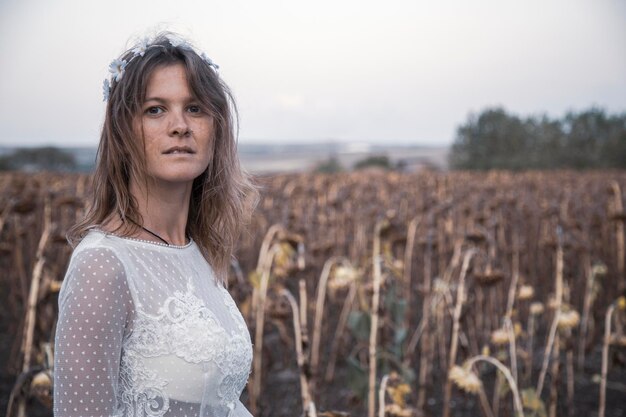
[1,170,625,417]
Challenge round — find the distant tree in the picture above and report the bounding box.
[449,107,626,170]
[449,108,528,170]
[354,154,392,170]
[0,158,12,171]
[395,159,408,172]
[523,116,564,169]
[600,114,626,168]
[0,147,77,172]
[314,156,343,173]
[561,108,619,168]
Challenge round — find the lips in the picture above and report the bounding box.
[163,146,195,154]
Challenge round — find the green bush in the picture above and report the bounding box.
[314,156,343,173]
[354,155,392,170]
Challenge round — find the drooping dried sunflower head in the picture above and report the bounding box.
[328,264,359,291]
[591,263,608,277]
[474,266,505,287]
[490,328,509,346]
[433,278,450,295]
[30,371,53,408]
[384,403,414,417]
[449,365,482,394]
[530,302,545,316]
[517,285,535,301]
[557,308,580,330]
[385,375,411,408]
[610,334,626,347]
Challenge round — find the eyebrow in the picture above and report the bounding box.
[143,96,197,104]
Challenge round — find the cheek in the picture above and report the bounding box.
[141,124,165,160]
[140,120,161,141]
[135,126,161,167]
[198,122,216,151]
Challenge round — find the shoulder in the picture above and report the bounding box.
[72,228,122,253]
[60,231,130,302]
[69,235,124,274]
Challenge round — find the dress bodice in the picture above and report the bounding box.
[53,230,253,417]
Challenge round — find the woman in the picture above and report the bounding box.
[53,32,258,417]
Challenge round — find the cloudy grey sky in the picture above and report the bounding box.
[0,0,624,147]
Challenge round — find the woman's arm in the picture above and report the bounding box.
[53,247,133,417]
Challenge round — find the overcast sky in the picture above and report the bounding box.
[0,0,624,147]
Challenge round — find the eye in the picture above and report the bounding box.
[145,106,164,115]
[188,105,202,114]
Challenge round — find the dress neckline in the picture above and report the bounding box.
[90,228,195,249]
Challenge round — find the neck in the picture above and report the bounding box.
[128,179,192,246]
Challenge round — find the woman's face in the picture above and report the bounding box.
[134,63,215,188]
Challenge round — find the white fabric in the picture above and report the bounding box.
[54,229,253,417]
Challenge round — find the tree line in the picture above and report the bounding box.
[0,147,78,172]
[449,107,626,170]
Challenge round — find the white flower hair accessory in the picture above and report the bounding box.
[131,37,150,57]
[108,59,128,82]
[166,34,192,49]
[102,35,220,102]
[200,52,220,71]
[102,79,111,102]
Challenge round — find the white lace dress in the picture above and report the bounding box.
[53,229,254,417]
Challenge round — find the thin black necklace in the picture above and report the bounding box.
[127,219,170,245]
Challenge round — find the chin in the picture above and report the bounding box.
[151,170,207,185]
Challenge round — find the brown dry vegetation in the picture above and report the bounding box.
[1,170,626,417]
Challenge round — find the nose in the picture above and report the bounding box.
[168,110,191,137]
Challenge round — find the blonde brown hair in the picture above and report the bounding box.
[69,32,258,282]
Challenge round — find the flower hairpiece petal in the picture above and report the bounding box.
[132,38,150,57]
[167,35,191,50]
[201,53,220,71]
[102,79,111,102]
[109,59,128,82]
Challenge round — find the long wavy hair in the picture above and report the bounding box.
[69,32,258,282]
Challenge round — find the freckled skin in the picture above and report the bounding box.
[135,64,215,187]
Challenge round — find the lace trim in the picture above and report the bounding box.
[119,352,170,417]
[220,285,249,332]
[119,281,252,414]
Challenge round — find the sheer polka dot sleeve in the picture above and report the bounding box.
[53,247,133,417]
